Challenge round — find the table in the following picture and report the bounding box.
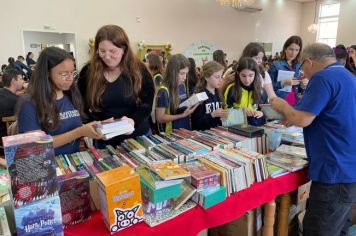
[65,169,308,236]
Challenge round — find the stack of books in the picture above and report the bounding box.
[276,144,307,159]
[96,119,134,140]
[266,151,308,172]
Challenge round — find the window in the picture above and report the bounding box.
[317,2,340,47]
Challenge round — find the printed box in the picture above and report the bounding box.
[96,166,143,233]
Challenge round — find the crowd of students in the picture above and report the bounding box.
[0,24,356,157]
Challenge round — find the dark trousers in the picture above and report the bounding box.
[303,181,356,236]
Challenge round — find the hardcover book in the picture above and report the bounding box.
[96,165,143,234]
[171,182,196,210]
[3,132,58,207]
[142,197,172,215]
[228,124,265,138]
[14,196,63,236]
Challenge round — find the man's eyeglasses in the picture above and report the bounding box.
[59,70,79,80]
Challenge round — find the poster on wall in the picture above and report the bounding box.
[183,41,219,67]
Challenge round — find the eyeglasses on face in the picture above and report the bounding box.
[59,70,79,80]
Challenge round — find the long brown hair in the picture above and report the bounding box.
[231,57,262,105]
[87,25,143,112]
[23,47,84,131]
[161,54,190,114]
[280,35,303,66]
[146,53,164,76]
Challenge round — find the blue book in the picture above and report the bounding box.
[14,196,63,236]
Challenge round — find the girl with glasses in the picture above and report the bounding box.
[17,47,102,155]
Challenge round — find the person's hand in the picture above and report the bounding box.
[279,120,292,127]
[79,121,103,139]
[211,108,229,119]
[270,97,288,112]
[282,78,300,86]
[223,70,235,84]
[183,104,199,117]
[244,108,255,117]
[300,78,309,89]
[253,110,264,118]
[120,116,135,135]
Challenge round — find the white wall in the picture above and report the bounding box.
[337,0,356,46]
[1,0,303,69]
[300,1,317,46]
[300,0,356,48]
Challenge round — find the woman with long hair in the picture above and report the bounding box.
[155,54,198,133]
[17,47,102,155]
[224,57,264,125]
[86,25,154,146]
[269,35,307,105]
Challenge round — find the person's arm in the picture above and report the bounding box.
[263,72,277,99]
[270,97,316,127]
[156,107,195,123]
[268,63,282,91]
[270,75,330,127]
[17,98,102,148]
[52,121,102,148]
[130,66,155,126]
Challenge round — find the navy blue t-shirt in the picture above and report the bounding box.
[18,95,82,155]
[156,84,190,130]
[295,62,356,183]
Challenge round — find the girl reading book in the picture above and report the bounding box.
[224,57,265,125]
[191,61,228,130]
[155,54,198,133]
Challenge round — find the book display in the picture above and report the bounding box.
[0,123,308,235]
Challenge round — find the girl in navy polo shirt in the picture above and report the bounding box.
[17,47,102,155]
[155,54,198,134]
[191,61,228,130]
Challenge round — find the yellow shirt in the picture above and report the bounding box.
[224,83,256,110]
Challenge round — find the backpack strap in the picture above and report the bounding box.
[157,86,173,134]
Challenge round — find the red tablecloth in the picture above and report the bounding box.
[65,169,308,236]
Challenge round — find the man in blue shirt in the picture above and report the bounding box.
[271,43,356,236]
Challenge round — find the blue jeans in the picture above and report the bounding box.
[303,181,356,236]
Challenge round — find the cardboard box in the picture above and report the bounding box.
[96,166,143,234]
[210,211,254,236]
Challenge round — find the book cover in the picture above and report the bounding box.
[57,170,91,228]
[181,162,220,191]
[266,152,308,172]
[171,182,196,210]
[4,133,58,207]
[178,92,208,108]
[136,167,182,189]
[267,163,289,178]
[228,124,265,138]
[142,196,172,215]
[96,166,143,234]
[147,160,191,180]
[14,196,63,236]
[276,145,307,159]
[260,104,285,120]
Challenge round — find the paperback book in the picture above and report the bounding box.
[266,152,308,172]
[147,160,191,180]
[96,119,134,140]
[276,144,307,159]
[178,92,208,108]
